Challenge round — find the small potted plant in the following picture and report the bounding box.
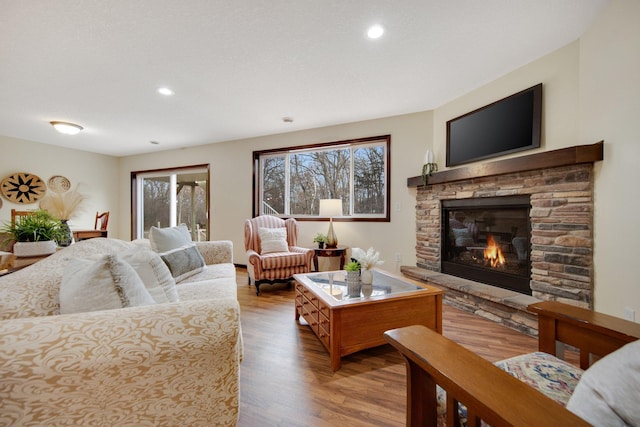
[313,232,327,249]
[344,260,361,298]
[1,210,65,257]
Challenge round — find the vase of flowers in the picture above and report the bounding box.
[39,187,84,246]
[351,247,384,286]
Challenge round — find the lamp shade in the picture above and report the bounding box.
[319,199,342,217]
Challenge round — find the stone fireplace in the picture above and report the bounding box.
[402,142,603,335]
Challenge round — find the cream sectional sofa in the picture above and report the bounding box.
[0,237,241,426]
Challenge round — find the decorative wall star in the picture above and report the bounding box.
[1,172,47,204]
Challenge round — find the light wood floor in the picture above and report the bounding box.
[235,269,540,426]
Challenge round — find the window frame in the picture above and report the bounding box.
[130,164,210,239]
[252,135,391,222]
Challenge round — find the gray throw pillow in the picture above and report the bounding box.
[159,244,206,282]
[60,255,156,314]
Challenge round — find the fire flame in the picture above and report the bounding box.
[484,234,505,268]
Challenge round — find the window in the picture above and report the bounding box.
[254,135,390,221]
[131,165,210,240]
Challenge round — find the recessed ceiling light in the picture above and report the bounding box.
[367,25,384,39]
[157,87,174,96]
[50,121,83,135]
[150,140,160,145]
[282,117,294,123]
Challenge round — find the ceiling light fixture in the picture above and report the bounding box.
[367,24,384,39]
[50,121,83,135]
[282,117,294,123]
[157,87,174,96]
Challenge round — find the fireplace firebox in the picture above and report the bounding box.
[441,196,531,295]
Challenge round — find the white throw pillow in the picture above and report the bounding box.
[149,224,192,252]
[567,339,640,426]
[259,227,289,254]
[60,255,156,314]
[159,244,206,282]
[121,247,179,303]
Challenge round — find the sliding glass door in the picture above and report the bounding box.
[132,165,209,241]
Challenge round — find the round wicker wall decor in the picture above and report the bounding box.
[1,172,47,204]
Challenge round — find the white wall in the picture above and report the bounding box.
[580,0,640,319]
[433,40,581,165]
[429,0,640,319]
[0,135,119,234]
[118,111,433,272]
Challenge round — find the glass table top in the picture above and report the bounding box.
[298,269,425,302]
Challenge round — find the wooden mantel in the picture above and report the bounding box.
[407,141,604,187]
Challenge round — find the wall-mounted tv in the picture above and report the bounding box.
[446,83,542,167]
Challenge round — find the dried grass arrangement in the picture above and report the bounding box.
[39,187,85,221]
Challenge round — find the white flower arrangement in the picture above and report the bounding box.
[351,247,383,270]
[39,186,85,221]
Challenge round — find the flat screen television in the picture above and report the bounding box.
[446,83,542,167]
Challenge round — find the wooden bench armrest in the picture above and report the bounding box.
[384,325,590,427]
[528,301,640,369]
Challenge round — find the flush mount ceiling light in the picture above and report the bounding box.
[367,24,385,39]
[50,121,83,135]
[157,87,174,96]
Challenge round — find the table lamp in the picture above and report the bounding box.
[319,199,342,248]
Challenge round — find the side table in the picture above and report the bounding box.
[0,254,50,276]
[313,246,347,271]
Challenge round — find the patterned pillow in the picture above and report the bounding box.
[149,224,192,252]
[259,227,289,254]
[121,247,179,303]
[159,244,206,282]
[60,255,156,314]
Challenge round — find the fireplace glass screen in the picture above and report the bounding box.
[441,196,531,294]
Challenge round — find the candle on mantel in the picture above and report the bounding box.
[425,149,434,164]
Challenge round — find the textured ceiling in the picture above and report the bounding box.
[0,0,609,156]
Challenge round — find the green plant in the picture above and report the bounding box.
[1,210,65,243]
[422,162,438,185]
[344,260,361,272]
[313,233,327,243]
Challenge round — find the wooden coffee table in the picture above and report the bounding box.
[294,269,444,371]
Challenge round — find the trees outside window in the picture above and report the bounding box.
[254,135,389,221]
[132,165,209,240]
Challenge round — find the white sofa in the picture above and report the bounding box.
[0,238,241,426]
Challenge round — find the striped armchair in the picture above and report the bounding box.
[244,215,314,295]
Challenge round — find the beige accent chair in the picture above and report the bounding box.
[244,215,314,295]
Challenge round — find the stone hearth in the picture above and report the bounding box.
[405,142,603,335]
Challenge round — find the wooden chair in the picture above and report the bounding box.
[385,301,640,427]
[94,212,109,231]
[11,209,36,226]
